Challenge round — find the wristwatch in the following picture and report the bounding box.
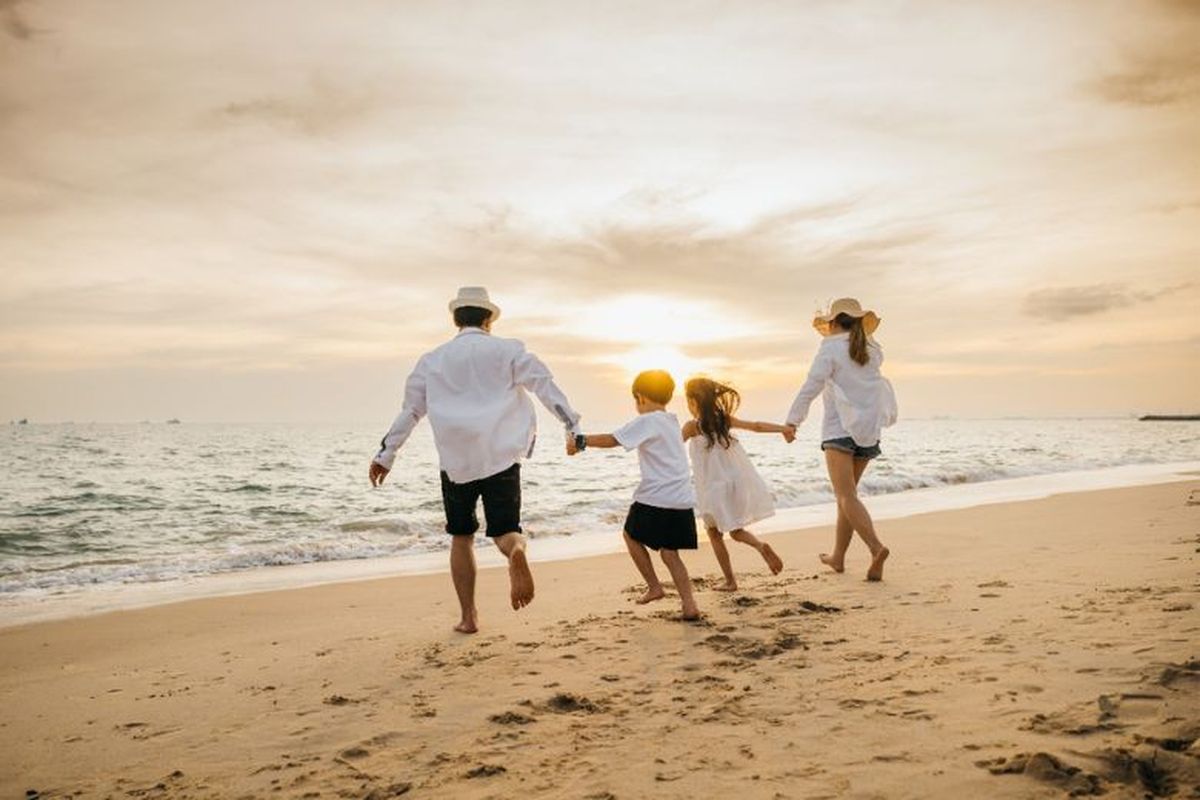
[574,434,588,451]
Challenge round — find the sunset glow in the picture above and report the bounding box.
[1,1,1197,423]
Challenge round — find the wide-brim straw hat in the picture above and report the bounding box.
[813,297,880,336]
[448,286,501,322]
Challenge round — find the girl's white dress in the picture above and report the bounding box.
[688,434,776,533]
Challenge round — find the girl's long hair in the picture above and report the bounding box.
[835,312,870,366]
[685,377,740,449]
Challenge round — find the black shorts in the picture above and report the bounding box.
[624,502,698,551]
[821,437,882,461]
[440,463,522,537]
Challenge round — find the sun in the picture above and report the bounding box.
[571,294,761,347]
[608,344,714,385]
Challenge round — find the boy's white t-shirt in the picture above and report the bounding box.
[613,411,695,510]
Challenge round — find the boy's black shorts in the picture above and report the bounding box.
[439,462,522,537]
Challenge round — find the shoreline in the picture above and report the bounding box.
[1,480,1196,798]
[2,459,1196,629]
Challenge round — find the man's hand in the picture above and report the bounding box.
[369,461,390,486]
[566,431,579,456]
[782,425,797,444]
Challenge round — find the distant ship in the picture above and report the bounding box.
[16,418,28,425]
[1139,414,1200,421]
[166,418,182,425]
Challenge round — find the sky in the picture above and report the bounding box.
[1,0,1198,426]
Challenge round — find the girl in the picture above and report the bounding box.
[785,298,897,581]
[683,377,792,592]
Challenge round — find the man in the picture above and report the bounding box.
[369,286,582,633]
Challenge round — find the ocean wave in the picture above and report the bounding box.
[2,419,1197,598]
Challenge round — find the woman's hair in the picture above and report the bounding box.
[834,313,870,366]
[685,377,740,449]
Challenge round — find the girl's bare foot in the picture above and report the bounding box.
[508,549,535,609]
[637,586,666,604]
[819,553,845,573]
[866,547,890,582]
[714,580,738,592]
[761,544,784,575]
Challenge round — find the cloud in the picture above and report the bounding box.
[216,79,379,137]
[1089,2,1200,107]
[0,0,35,41]
[440,199,936,322]
[1023,283,1189,320]
[1092,52,1200,107]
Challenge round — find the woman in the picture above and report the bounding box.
[785,298,897,581]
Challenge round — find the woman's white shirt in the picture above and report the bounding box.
[786,333,898,446]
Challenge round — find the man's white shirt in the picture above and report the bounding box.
[374,328,581,483]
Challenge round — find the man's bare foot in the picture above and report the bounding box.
[454,617,478,634]
[637,586,666,604]
[714,580,738,592]
[866,547,890,582]
[508,549,535,609]
[761,544,784,575]
[819,553,845,573]
[681,605,702,621]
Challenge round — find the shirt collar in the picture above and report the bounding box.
[455,327,489,338]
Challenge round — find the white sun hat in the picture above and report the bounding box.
[813,297,880,336]
[448,286,501,322]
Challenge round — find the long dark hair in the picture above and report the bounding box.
[685,377,740,449]
[835,313,870,366]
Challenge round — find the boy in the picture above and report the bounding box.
[568,370,700,620]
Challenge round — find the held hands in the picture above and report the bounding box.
[368,461,390,486]
[565,430,579,456]
[782,424,797,444]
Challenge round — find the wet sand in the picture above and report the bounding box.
[1,481,1197,799]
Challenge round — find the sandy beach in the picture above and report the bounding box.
[2,480,1197,799]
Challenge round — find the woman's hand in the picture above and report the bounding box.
[369,461,390,486]
[782,425,797,443]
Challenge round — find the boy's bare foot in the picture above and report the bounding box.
[761,544,784,575]
[637,586,666,604]
[509,549,535,609]
[681,605,702,621]
[454,616,478,634]
[866,547,890,582]
[819,553,845,573]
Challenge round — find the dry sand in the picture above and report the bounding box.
[1,481,1197,799]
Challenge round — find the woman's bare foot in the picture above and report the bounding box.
[637,586,666,604]
[866,547,890,582]
[508,549,535,609]
[819,553,845,573]
[454,616,479,634]
[714,580,738,592]
[681,604,702,621]
[761,544,784,575]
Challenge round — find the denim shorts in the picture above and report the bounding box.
[821,437,882,461]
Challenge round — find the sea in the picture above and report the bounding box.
[2,417,1198,623]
